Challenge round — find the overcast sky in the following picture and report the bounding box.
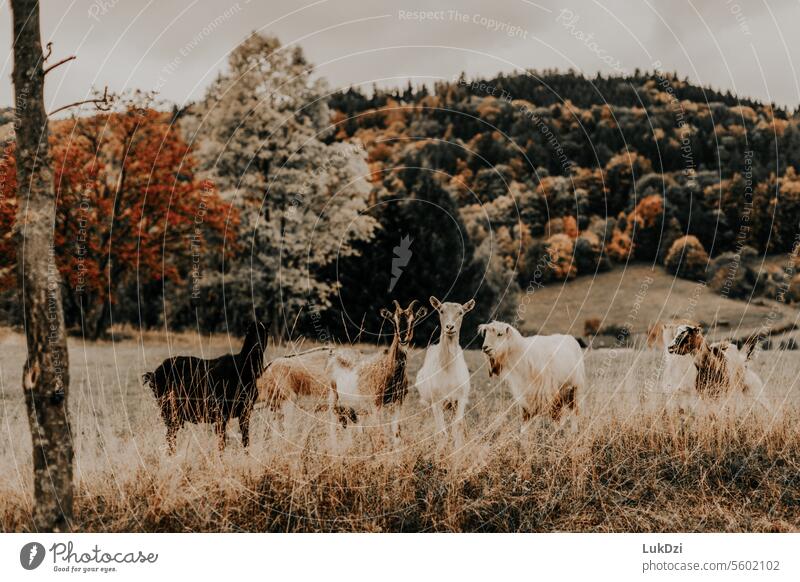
[1,0,799,112]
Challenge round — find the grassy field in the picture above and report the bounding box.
[517,264,797,341]
[1,326,799,532]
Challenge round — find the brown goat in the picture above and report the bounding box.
[667,324,761,398]
[328,300,428,441]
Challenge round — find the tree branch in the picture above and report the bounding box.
[48,86,112,117]
[43,41,52,61]
[44,55,76,75]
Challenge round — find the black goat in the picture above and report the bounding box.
[143,321,267,453]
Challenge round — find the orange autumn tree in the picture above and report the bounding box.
[0,105,237,338]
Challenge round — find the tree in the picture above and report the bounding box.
[0,145,17,288]
[10,0,72,531]
[626,194,664,261]
[331,166,495,345]
[189,34,377,335]
[0,104,235,338]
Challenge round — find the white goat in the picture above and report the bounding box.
[478,321,585,424]
[415,297,475,442]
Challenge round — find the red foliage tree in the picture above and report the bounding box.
[0,106,237,337]
[0,147,17,288]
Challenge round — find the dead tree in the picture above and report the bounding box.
[11,0,73,531]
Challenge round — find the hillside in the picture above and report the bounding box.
[317,69,800,344]
[515,263,795,342]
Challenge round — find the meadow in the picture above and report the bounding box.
[1,325,799,533]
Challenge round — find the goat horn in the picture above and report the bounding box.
[408,299,418,311]
[393,299,402,312]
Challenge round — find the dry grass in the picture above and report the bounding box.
[1,329,799,532]
[519,264,795,339]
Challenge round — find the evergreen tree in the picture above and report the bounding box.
[328,163,501,346]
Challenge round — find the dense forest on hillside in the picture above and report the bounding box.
[3,36,800,343]
[321,69,800,340]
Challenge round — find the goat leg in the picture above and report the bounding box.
[166,421,180,455]
[239,412,251,449]
[215,418,227,452]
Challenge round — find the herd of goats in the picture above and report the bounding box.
[143,298,765,453]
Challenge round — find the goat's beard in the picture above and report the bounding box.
[487,356,502,377]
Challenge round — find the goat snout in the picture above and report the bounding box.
[482,345,492,354]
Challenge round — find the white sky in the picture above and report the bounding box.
[1,0,799,112]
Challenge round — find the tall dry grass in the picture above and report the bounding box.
[0,329,798,532]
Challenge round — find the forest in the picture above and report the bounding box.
[2,33,800,344]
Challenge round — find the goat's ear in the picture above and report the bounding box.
[415,306,428,319]
[462,298,476,313]
[429,296,441,310]
[380,307,393,320]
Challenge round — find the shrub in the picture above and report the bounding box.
[707,246,761,299]
[545,234,577,281]
[606,228,632,262]
[627,194,665,260]
[788,274,800,303]
[574,230,612,274]
[664,235,709,281]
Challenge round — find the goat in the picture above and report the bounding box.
[647,320,698,394]
[667,324,762,398]
[143,321,267,453]
[328,300,427,443]
[258,347,333,409]
[478,321,585,424]
[415,297,475,442]
[257,346,345,436]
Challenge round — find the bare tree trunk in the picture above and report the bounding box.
[11,0,73,532]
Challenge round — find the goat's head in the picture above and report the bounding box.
[243,320,268,368]
[667,324,703,355]
[245,320,268,346]
[430,296,475,340]
[380,300,428,346]
[477,321,515,376]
